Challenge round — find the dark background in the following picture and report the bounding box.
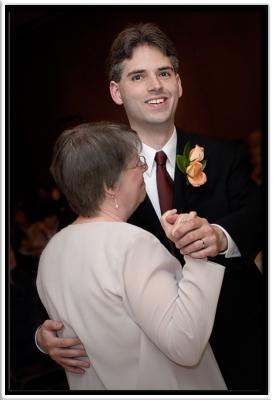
[6,5,268,392]
[7,5,267,207]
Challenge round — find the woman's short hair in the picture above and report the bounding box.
[107,22,179,82]
[50,122,141,217]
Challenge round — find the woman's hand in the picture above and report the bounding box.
[160,210,197,242]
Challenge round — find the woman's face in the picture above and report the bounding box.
[116,154,147,217]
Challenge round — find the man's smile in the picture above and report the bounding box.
[145,97,168,107]
[146,97,166,104]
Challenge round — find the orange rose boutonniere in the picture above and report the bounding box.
[177,142,207,187]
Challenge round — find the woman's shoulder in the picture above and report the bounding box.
[119,223,173,260]
[101,222,163,252]
[41,222,161,259]
[120,222,159,241]
[47,221,157,243]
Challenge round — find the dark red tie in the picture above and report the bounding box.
[155,151,174,215]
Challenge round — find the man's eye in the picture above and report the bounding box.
[160,71,171,78]
[132,75,142,81]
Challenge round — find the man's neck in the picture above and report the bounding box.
[130,122,175,150]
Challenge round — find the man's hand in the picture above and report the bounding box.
[37,320,90,374]
[161,210,228,258]
[173,216,228,258]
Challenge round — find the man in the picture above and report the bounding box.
[35,23,264,390]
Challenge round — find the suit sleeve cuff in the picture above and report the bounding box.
[212,224,241,258]
[35,325,48,354]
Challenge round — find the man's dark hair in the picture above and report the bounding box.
[107,23,179,82]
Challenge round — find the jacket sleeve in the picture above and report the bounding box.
[213,142,262,261]
[122,232,225,366]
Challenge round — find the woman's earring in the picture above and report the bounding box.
[112,194,119,209]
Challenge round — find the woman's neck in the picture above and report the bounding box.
[74,209,124,224]
[99,209,124,222]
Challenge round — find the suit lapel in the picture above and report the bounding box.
[128,194,167,243]
[131,193,182,257]
[173,130,192,213]
[174,129,211,213]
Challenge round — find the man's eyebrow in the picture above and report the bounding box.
[158,66,174,72]
[126,66,174,78]
[127,69,145,77]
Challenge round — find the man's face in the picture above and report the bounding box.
[110,45,182,131]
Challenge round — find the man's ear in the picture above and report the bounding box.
[109,81,123,105]
[176,74,183,98]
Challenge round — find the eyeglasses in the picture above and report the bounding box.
[126,155,148,171]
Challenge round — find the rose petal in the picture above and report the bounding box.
[188,171,207,187]
[189,145,204,162]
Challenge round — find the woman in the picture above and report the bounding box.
[37,122,226,390]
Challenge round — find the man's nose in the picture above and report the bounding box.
[147,74,163,91]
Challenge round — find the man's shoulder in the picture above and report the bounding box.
[176,128,245,155]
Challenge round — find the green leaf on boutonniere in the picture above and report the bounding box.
[183,141,191,159]
[201,159,207,170]
[177,141,191,174]
[176,154,187,174]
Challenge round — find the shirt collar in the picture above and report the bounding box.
[141,127,177,176]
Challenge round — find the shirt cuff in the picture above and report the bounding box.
[35,325,47,354]
[212,224,241,258]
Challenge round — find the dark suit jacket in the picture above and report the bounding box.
[58,129,266,391]
[130,129,262,261]
[129,129,265,392]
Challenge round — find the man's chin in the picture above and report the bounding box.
[143,114,173,126]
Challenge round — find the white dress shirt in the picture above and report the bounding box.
[140,127,240,258]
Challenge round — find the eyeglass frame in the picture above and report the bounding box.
[126,155,148,170]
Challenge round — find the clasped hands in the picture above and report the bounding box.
[160,209,228,258]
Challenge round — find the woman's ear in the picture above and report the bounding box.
[109,81,124,105]
[104,185,119,209]
[104,184,116,198]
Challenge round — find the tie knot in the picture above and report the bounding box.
[155,151,167,166]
